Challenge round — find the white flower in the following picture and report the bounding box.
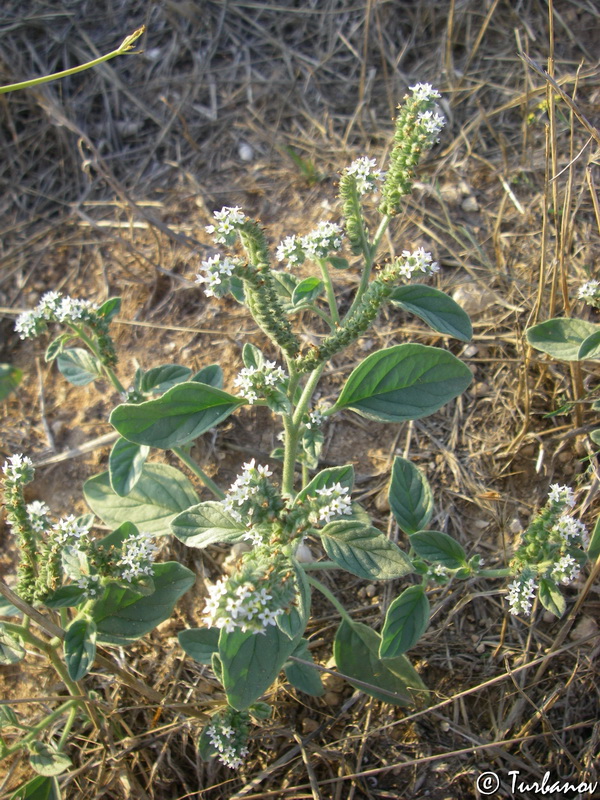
[552,514,587,545]
[2,454,34,484]
[306,408,323,430]
[578,280,600,302]
[26,500,50,532]
[301,221,344,260]
[233,361,287,404]
[507,575,537,616]
[14,310,42,339]
[77,573,101,598]
[203,576,284,635]
[345,157,384,195]
[276,234,305,268]
[195,254,238,298]
[548,484,576,509]
[53,514,93,545]
[397,248,439,279]
[116,532,158,582]
[205,206,247,245]
[54,297,92,323]
[550,554,580,585]
[315,482,352,524]
[409,83,441,102]
[416,109,445,142]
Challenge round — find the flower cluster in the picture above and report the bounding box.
[507,574,537,616]
[2,454,34,486]
[15,292,94,340]
[396,248,440,279]
[195,254,240,298]
[307,482,353,525]
[205,708,250,769]
[53,514,93,545]
[379,83,446,216]
[222,460,284,530]
[276,221,344,268]
[578,280,600,307]
[202,547,297,635]
[116,532,158,583]
[344,157,385,195]
[507,484,588,617]
[205,206,247,246]
[25,501,51,533]
[305,408,324,430]
[233,360,287,405]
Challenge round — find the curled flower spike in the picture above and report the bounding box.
[547,483,576,508]
[408,83,441,102]
[205,206,247,246]
[222,459,283,527]
[233,360,287,405]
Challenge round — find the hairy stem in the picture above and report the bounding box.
[172,446,225,499]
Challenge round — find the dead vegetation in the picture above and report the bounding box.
[1,0,599,798]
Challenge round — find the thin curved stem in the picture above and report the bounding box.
[172,447,225,499]
[306,574,353,624]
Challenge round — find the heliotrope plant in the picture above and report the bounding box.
[3,84,596,782]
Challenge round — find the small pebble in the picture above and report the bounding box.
[461,195,479,212]
[238,142,254,162]
[302,717,320,734]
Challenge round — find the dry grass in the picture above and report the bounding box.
[1,0,599,798]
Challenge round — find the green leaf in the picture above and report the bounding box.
[64,617,97,681]
[60,547,88,581]
[110,382,243,449]
[276,562,311,640]
[538,578,566,617]
[526,318,598,361]
[56,348,102,386]
[285,639,324,696]
[0,705,19,729]
[319,520,413,580]
[92,562,195,644]
[328,256,350,270]
[140,365,192,394]
[578,330,600,360]
[296,465,355,503]
[389,284,472,342]
[29,742,71,777]
[109,437,149,497]
[10,775,61,800]
[43,585,87,609]
[171,501,246,548]
[271,270,299,301]
[0,363,23,400]
[409,531,467,569]
[388,456,433,535]
[84,463,199,535]
[219,623,299,710]
[0,595,22,617]
[301,427,323,470]
[249,701,272,720]
[178,628,220,664]
[191,364,224,389]
[590,430,600,448]
[0,625,25,664]
[265,389,292,415]
[96,297,121,322]
[379,585,430,658]
[334,620,422,706]
[44,336,68,363]
[219,564,309,709]
[242,343,264,370]
[334,344,472,422]
[198,724,219,761]
[292,277,324,307]
[229,274,246,304]
[588,516,600,560]
[95,521,139,551]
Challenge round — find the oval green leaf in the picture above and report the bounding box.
[64,617,97,681]
[109,437,149,497]
[191,364,224,388]
[140,364,192,394]
[578,330,600,360]
[334,344,472,422]
[319,520,413,580]
[92,562,195,644]
[29,743,71,777]
[178,627,220,664]
[379,585,430,658]
[388,456,433,535]
[292,277,324,307]
[96,297,121,322]
[538,577,566,618]
[409,530,467,569]
[296,465,355,503]
[526,318,598,361]
[84,463,199,535]
[389,283,472,342]
[56,348,102,386]
[171,501,246,548]
[110,382,243,449]
[285,639,324,697]
[0,624,25,664]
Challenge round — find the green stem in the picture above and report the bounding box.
[306,574,353,624]
[301,560,339,571]
[0,27,145,94]
[57,703,79,751]
[346,213,391,316]
[478,568,512,578]
[0,699,78,762]
[172,447,225,500]
[318,259,341,325]
[71,325,126,394]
